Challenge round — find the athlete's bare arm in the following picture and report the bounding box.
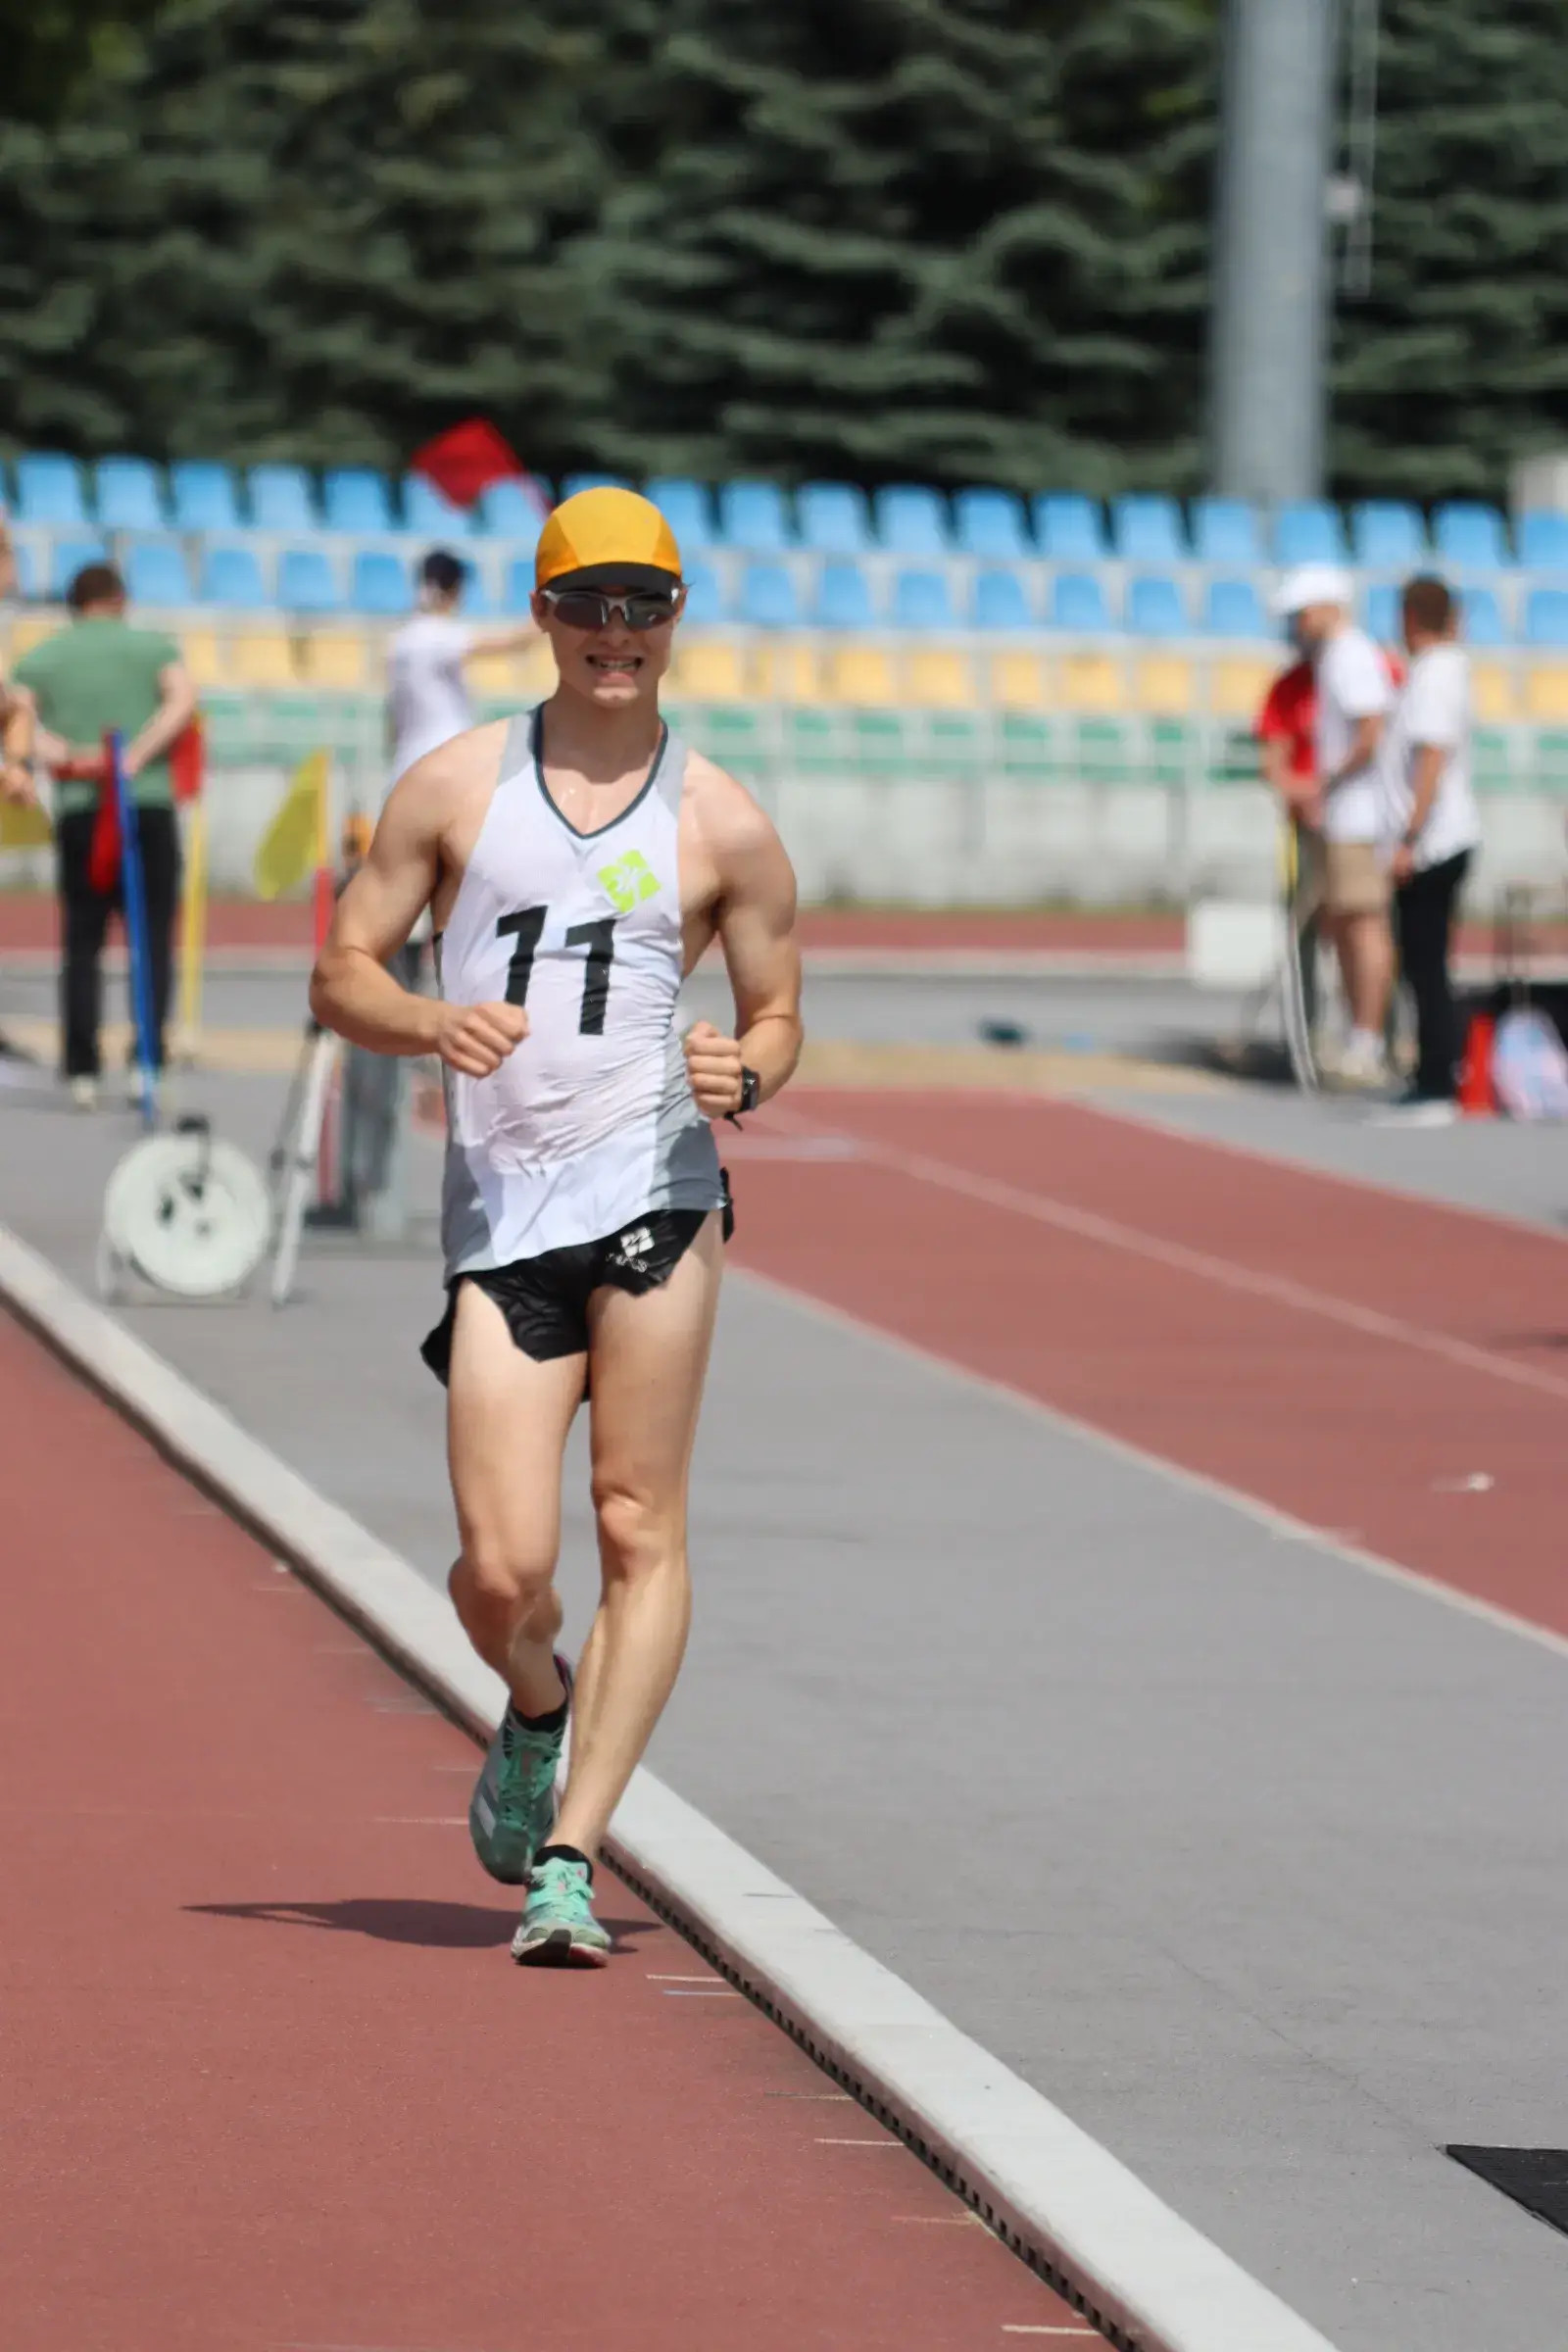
[309,723,526,1079]
[680,752,802,1119]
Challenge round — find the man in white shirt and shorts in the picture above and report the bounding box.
[1378,574,1481,1120]
[311,489,803,1967]
[386,550,539,792]
[1274,563,1395,1086]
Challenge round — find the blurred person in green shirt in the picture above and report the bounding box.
[10,562,195,1105]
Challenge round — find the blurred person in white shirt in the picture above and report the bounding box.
[385,549,538,794]
[1376,574,1481,1122]
[1274,563,1395,1086]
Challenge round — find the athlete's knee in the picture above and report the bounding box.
[592,1480,679,1583]
[451,1535,557,1619]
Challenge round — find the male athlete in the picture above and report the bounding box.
[311,488,803,1965]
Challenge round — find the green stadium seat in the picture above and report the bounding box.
[998,712,1057,779]
[1074,718,1135,784]
[783,706,842,775]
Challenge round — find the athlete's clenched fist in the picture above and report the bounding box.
[433,1001,528,1077]
[683,1020,745,1117]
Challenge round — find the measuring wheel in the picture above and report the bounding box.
[99,1116,272,1301]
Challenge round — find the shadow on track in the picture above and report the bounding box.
[187,1897,657,1948]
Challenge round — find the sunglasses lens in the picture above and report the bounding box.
[626,595,678,629]
[550,591,610,630]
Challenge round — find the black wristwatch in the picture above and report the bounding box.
[728,1066,760,1124]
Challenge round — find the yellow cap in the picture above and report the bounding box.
[535,487,682,589]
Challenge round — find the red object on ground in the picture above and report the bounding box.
[411,416,543,514]
[0,1305,1079,2349]
[731,1091,1568,1641]
[1458,1009,1497,1116]
[86,746,121,893]
[171,714,205,805]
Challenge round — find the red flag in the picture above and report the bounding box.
[172,714,205,805]
[410,417,546,514]
[87,760,121,894]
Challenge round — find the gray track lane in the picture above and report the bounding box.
[3,1071,1568,2349]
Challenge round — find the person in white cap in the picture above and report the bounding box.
[1273,563,1395,1085]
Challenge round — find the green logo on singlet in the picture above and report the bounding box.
[597,850,661,914]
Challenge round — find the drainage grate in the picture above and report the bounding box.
[1447,2146,1568,2238]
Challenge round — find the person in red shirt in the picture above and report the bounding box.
[1257,658,1323,1032]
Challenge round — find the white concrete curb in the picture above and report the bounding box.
[0,1219,1339,2352]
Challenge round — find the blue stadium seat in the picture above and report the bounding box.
[10,540,37,600]
[972,569,1033,629]
[1518,511,1568,572]
[171,461,240,533]
[1033,494,1105,562]
[402,474,471,538]
[1192,496,1261,566]
[352,552,414,614]
[1048,572,1114,631]
[323,468,394,533]
[798,482,870,556]
[248,465,317,532]
[892,568,956,629]
[1524,588,1568,645]
[718,481,791,553]
[1274,501,1346,564]
[561,473,631,499]
[1362,583,1399,643]
[200,546,270,609]
[458,569,497,619]
[1351,501,1425,568]
[813,562,875,630]
[479,479,545,541]
[738,563,801,628]
[279,548,343,612]
[48,539,108,599]
[96,458,167,531]
[1125,574,1187,635]
[17,455,87,527]
[124,542,193,605]
[1461,587,1506,647]
[503,558,536,615]
[680,560,723,626]
[647,478,714,547]
[875,486,951,557]
[1434,501,1509,570]
[954,489,1032,561]
[1201,578,1268,638]
[1112,495,1184,564]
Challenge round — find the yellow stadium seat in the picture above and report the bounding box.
[467,650,524,697]
[1470,660,1516,723]
[820,643,898,707]
[1523,663,1568,723]
[303,631,368,690]
[179,629,225,689]
[1056,650,1124,711]
[517,637,557,695]
[1132,654,1194,714]
[1208,654,1277,719]
[988,652,1049,710]
[670,637,748,701]
[230,630,297,689]
[904,646,976,709]
[751,638,820,702]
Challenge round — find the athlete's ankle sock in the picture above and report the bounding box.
[534,1842,592,1880]
[510,1693,568,1737]
[1348,1025,1381,1054]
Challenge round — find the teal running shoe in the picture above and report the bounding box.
[512,1854,612,1969]
[467,1655,572,1886]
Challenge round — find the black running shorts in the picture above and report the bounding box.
[420,1205,719,1386]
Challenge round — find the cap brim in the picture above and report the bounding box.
[544,563,682,594]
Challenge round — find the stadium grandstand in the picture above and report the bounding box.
[6,453,1568,821]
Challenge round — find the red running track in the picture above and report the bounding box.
[728,1092,1568,1642]
[0,1309,1087,2351]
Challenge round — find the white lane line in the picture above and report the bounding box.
[0,1220,1342,2352]
[1001,2329,1099,2339]
[796,1116,1568,1408]
[662,1987,739,1997]
[816,2136,901,2147]
[647,1972,723,1981]
[733,1261,1568,1675]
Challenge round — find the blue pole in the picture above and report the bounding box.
[107,729,158,1129]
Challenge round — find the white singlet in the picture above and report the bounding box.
[386,612,474,790]
[433,708,723,1276]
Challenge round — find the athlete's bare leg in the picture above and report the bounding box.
[552,1213,724,1859]
[445,1282,582,1718]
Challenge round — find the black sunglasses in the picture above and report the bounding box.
[542,585,682,632]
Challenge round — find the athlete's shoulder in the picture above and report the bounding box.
[680,743,781,856]
[392,715,510,807]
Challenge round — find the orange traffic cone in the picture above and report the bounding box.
[1458,1010,1496,1116]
